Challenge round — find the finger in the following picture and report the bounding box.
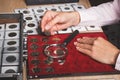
[41,11,49,32]
[77,37,96,45]
[50,23,71,33]
[41,11,58,32]
[76,47,92,56]
[74,42,92,50]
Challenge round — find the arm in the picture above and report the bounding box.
[78,0,120,26]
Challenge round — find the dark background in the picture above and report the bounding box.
[89,0,113,6]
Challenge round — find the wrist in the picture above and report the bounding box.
[72,11,80,26]
[112,50,120,65]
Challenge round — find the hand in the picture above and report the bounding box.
[74,37,120,65]
[41,10,80,35]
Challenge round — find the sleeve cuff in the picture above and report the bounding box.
[115,53,120,71]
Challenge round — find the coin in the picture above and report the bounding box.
[44,57,53,65]
[56,49,65,56]
[44,31,51,36]
[30,38,38,42]
[5,69,16,73]
[28,23,35,28]
[46,67,54,73]
[31,52,40,56]
[31,59,40,65]
[23,10,30,14]
[32,67,41,73]
[9,24,17,29]
[25,17,33,20]
[30,44,38,50]
[6,56,16,63]
[52,37,61,42]
[42,37,49,42]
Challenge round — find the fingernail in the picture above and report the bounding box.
[77,38,80,41]
[76,47,79,50]
[42,29,44,32]
[74,42,77,45]
[45,25,51,30]
[77,38,79,41]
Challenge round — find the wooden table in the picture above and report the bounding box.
[0,0,90,13]
[0,0,120,80]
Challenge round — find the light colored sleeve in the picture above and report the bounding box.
[115,53,120,71]
[78,0,120,26]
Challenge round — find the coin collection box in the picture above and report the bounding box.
[0,2,120,80]
[0,14,23,80]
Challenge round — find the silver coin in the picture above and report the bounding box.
[31,52,40,56]
[32,67,41,73]
[44,57,53,65]
[31,59,40,65]
[30,38,38,42]
[30,44,39,50]
[45,67,54,73]
[42,37,49,42]
[44,31,51,36]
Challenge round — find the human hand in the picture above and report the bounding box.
[41,10,80,35]
[74,37,120,65]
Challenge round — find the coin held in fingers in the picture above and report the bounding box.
[44,30,51,36]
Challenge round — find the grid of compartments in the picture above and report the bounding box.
[14,3,102,36]
[0,23,20,74]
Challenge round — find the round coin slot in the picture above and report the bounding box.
[28,23,35,27]
[6,56,16,63]
[51,8,57,11]
[7,41,17,45]
[8,32,17,37]
[77,6,82,9]
[0,26,2,29]
[64,7,70,10]
[90,26,95,28]
[7,47,17,51]
[37,9,44,13]
[27,30,33,33]
[9,24,17,29]
[5,69,16,73]
[25,17,33,20]
[23,10,30,14]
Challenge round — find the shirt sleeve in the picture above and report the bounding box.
[78,0,120,26]
[115,53,120,71]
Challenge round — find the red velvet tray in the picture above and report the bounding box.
[27,32,118,78]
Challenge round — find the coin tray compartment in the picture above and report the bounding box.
[27,32,119,79]
[0,14,23,79]
[15,3,103,36]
